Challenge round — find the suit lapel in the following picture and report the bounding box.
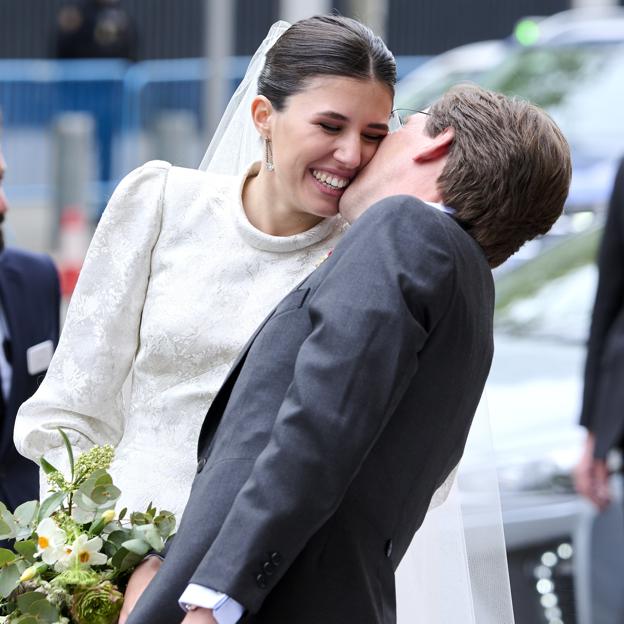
[197,306,278,454]
[197,273,317,456]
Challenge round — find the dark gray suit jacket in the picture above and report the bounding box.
[580,158,624,459]
[127,196,494,624]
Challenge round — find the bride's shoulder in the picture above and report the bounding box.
[164,164,240,197]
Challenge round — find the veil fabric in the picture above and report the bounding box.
[199,21,291,174]
[396,395,515,623]
[199,21,515,623]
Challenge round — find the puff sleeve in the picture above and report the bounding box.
[14,160,171,498]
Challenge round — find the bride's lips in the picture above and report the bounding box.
[308,168,353,198]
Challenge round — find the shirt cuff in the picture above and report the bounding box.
[179,584,245,624]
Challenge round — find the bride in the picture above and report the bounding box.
[14,15,394,516]
[15,15,514,624]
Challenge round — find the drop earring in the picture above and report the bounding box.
[264,137,274,172]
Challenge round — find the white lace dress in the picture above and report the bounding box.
[14,160,346,518]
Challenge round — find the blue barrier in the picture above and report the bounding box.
[0,55,430,208]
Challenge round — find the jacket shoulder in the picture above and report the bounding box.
[349,195,476,261]
[2,247,57,278]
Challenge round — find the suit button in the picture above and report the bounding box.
[256,573,267,589]
[263,561,275,575]
[270,551,282,566]
[385,539,393,558]
[196,458,207,474]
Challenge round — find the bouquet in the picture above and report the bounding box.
[0,430,176,624]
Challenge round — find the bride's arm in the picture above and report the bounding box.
[14,161,171,498]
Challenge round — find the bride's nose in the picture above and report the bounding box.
[334,133,362,170]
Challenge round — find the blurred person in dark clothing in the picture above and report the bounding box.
[0,126,60,531]
[55,0,138,61]
[575,158,624,510]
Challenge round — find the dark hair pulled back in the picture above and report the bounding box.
[258,15,396,111]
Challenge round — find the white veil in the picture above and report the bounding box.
[199,21,291,173]
[199,21,515,623]
[396,394,515,623]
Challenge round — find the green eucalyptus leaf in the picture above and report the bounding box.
[102,529,130,558]
[15,615,41,624]
[13,501,38,527]
[73,491,99,512]
[0,564,20,599]
[0,513,17,541]
[90,485,121,506]
[37,491,67,522]
[106,530,130,547]
[57,428,74,482]
[13,616,40,624]
[38,458,59,477]
[83,468,109,484]
[132,525,164,552]
[16,591,46,613]
[120,539,150,556]
[0,549,15,567]
[93,472,113,487]
[29,599,59,623]
[154,512,176,538]
[13,502,39,540]
[13,541,37,563]
[70,505,98,525]
[129,512,151,526]
[118,507,127,521]
[110,547,143,573]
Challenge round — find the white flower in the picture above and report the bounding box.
[62,534,108,568]
[35,518,67,565]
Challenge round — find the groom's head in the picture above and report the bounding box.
[340,84,572,267]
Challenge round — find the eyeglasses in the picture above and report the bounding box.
[389,108,431,132]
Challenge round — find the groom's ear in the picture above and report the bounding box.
[413,127,454,163]
[251,96,275,137]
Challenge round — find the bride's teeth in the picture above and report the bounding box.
[312,169,349,189]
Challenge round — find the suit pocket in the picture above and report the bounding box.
[270,288,310,320]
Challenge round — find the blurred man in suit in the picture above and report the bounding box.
[575,158,624,510]
[0,131,60,524]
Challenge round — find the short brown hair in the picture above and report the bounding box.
[426,84,572,267]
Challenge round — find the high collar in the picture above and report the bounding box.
[232,162,341,253]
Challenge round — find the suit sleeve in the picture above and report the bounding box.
[189,199,456,613]
[14,161,171,497]
[580,159,624,430]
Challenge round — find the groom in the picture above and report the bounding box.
[126,85,571,624]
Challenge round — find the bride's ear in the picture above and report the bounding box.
[251,96,274,137]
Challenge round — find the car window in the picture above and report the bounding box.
[481,43,624,159]
[494,228,600,343]
[495,263,596,343]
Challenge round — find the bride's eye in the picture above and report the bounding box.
[319,123,341,133]
[362,132,386,142]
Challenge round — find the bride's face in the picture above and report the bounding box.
[266,75,393,220]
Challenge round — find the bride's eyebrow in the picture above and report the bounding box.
[316,111,389,132]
